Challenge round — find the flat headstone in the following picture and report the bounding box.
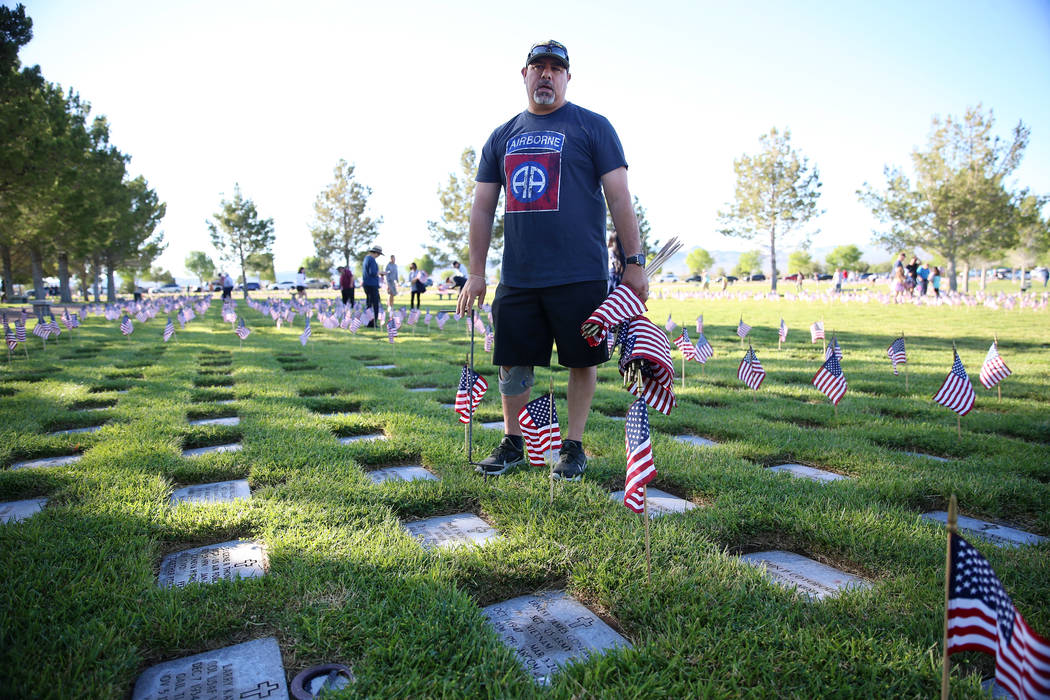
[608,487,696,518]
[157,539,267,588]
[479,421,504,430]
[182,443,243,457]
[606,416,626,422]
[338,434,387,444]
[403,513,500,550]
[317,411,355,418]
[189,416,241,426]
[364,364,396,370]
[170,479,251,505]
[407,387,438,392]
[482,590,632,685]
[674,435,717,447]
[440,403,455,409]
[0,498,48,524]
[903,451,950,462]
[131,637,288,700]
[215,399,237,405]
[81,406,111,412]
[983,679,1011,698]
[9,454,81,470]
[367,466,439,484]
[922,512,1047,548]
[741,551,870,600]
[767,463,848,483]
[47,425,103,436]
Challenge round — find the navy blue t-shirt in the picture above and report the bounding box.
[477,102,628,288]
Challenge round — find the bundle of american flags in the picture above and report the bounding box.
[933,350,976,416]
[978,341,1011,390]
[620,316,677,415]
[517,395,562,466]
[454,365,488,424]
[579,285,647,348]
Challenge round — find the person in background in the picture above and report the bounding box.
[384,254,399,310]
[362,245,383,326]
[905,256,920,295]
[296,267,307,299]
[408,262,426,309]
[892,264,907,303]
[450,261,467,290]
[918,261,931,296]
[931,266,942,298]
[338,265,354,306]
[221,272,233,300]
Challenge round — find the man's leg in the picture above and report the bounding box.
[565,366,596,442]
[501,367,531,437]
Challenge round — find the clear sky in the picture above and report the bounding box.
[15,0,1050,279]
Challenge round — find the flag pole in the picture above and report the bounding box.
[903,331,908,392]
[994,334,1001,403]
[822,316,827,357]
[642,484,652,585]
[940,494,958,700]
[549,372,556,505]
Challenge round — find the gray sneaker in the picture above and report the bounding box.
[476,435,525,476]
[551,440,586,481]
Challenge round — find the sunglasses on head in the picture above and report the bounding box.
[528,43,568,62]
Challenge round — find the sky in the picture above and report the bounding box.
[15,0,1050,281]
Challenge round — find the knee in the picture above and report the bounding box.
[498,366,534,396]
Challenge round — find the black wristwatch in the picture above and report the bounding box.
[625,254,645,268]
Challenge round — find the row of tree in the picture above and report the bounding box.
[0,5,165,303]
[717,108,1049,293]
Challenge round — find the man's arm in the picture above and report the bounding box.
[602,167,649,302]
[457,181,502,315]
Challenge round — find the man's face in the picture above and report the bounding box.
[521,57,569,113]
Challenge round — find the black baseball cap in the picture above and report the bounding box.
[526,40,569,69]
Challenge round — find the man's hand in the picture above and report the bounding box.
[621,263,649,303]
[457,276,487,316]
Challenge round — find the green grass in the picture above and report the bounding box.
[0,291,1047,698]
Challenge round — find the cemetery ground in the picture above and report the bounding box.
[0,290,1047,698]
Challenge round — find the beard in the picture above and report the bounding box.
[532,89,555,105]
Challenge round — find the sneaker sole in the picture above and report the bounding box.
[549,470,584,482]
[474,459,524,477]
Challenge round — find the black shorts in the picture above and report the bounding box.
[491,280,610,368]
[296,286,305,293]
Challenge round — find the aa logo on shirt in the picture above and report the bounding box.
[504,130,564,213]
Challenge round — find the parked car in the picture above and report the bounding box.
[715,275,738,285]
[816,273,833,281]
[150,283,182,294]
[269,281,295,290]
[234,282,261,292]
[304,278,328,289]
[658,273,678,282]
[782,273,801,282]
[685,274,703,283]
[746,273,766,282]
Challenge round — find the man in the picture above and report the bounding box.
[385,254,399,310]
[362,245,383,327]
[338,265,354,306]
[450,261,467,291]
[221,272,233,300]
[457,40,648,481]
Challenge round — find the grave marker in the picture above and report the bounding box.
[607,487,696,518]
[403,513,499,550]
[338,434,387,444]
[741,551,870,600]
[367,466,439,484]
[10,454,81,470]
[766,463,849,483]
[364,364,396,370]
[903,451,950,462]
[157,540,267,588]
[482,590,632,685]
[479,421,504,430]
[0,498,47,524]
[674,435,717,447]
[170,480,251,505]
[182,443,243,457]
[407,387,438,393]
[922,511,1046,547]
[188,416,241,426]
[47,425,103,436]
[131,637,287,700]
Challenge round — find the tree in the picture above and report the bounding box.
[245,252,275,283]
[208,184,274,298]
[607,194,659,258]
[185,251,215,286]
[685,247,713,275]
[310,159,381,269]
[413,252,436,275]
[426,147,503,265]
[787,249,819,276]
[858,106,1030,292]
[1006,194,1049,290]
[734,250,762,277]
[718,128,823,292]
[300,255,331,279]
[148,266,174,285]
[825,244,864,271]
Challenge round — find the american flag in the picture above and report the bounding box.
[300,316,312,346]
[46,314,61,336]
[61,308,73,330]
[979,341,1012,389]
[424,310,431,327]
[162,316,176,342]
[812,351,848,405]
[665,313,676,332]
[737,346,765,390]
[4,315,16,350]
[349,315,362,333]
[825,336,842,361]
[623,399,656,514]
[15,318,26,342]
[436,311,448,330]
[933,350,976,416]
[696,314,703,334]
[454,365,488,424]
[946,532,1050,700]
[736,318,751,339]
[695,332,713,363]
[33,317,50,339]
[672,329,701,361]
[473,316,486,335]
[622,316,678,416]
[484,328,493,352]
[778,318,788,343]
[581,284,647,347]
[120,314,134,336]
[887,337,907,375]
[70,312,80,328]
[811,321,825,342]
[235,317,251,340]
[387,316,398,343]
[517,394,562,466]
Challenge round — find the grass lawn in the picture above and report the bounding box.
[1,288,1047,698]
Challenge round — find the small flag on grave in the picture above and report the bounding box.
[665,313,676,332]
[623,399,655,513]
[932,349,976,416]
[300,317,312,346]
[454,365,488,424]
[696,314,703,334]
[737,345,765,390]
[120,314,134,336]
[825,335,842,361]
[518,395,562,466]
[778,318,788,343]
[812,350,847,405]
[978,341,1011,389]
[736,318,751,339]
[672,328,701,362]
[235,317,251,340]
[694,332,713,363]
[887,337,907,375]
[811,321,825,342]
[163,316,176,342]
[387,316,398,343]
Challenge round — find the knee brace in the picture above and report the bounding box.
[498,366,534,396]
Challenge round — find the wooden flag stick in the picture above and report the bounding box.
[549,372,556,505]
[994,334,1001,403]
[822,316,827,356]
[903,331,908,391]
[642,484,652,585]
[940,494,958,700]
[681,353,685,389]
[956,415,961,440]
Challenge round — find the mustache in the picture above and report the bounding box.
[536,80,554,90]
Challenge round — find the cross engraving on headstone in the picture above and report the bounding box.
[157,540,267,588]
